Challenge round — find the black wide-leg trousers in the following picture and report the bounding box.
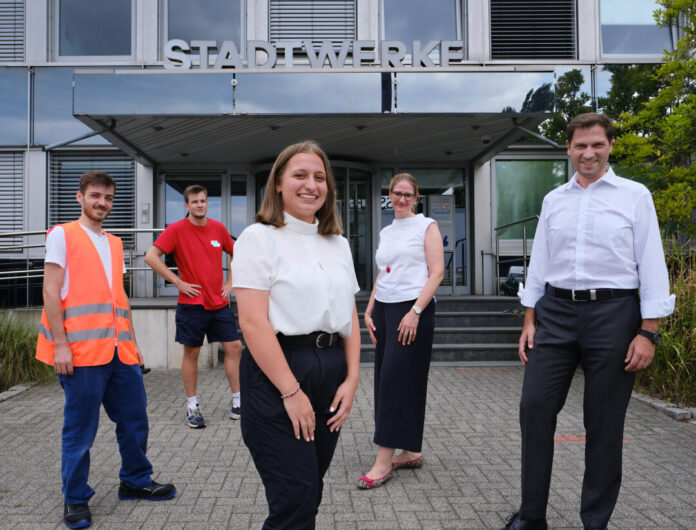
[373,299,435,453]
[240,343,347,530]
[519,291,641,528]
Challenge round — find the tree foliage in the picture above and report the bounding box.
[539,69,592,144]
[612,0,696,236]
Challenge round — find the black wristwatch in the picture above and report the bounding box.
[638,329,662,345]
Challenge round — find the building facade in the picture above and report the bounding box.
[0,0,675,305]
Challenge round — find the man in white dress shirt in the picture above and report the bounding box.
[502,113,675,530]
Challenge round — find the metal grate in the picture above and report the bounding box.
[490,0,576,59]
[0,0,24,62]
[48,150,136,248]
[0,151,23,248]
[269,0,356,48]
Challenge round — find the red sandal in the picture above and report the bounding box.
[357,468,393,489]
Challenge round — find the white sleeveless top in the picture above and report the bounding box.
[375,213,435,303]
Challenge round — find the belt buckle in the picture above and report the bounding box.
[590,289,597,301]
[571,289,580,302]
[315,332,329,348]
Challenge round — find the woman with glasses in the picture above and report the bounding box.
[232,141,361,527]
[358,173,444,489]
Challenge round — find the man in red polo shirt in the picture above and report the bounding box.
[145,185,242,428]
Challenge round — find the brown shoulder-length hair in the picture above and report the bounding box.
[389,172,420,214]
[256,141,343,236]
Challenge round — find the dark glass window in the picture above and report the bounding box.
[58,0,132,57]
[0,67,27,145]
[600,0,673,56]
[383,0,458,47]
[167,0,243,50]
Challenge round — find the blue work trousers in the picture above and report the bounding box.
[58,348,152,504]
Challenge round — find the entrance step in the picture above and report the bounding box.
[359,343,519,363]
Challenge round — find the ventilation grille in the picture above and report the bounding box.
[0,151,23,249]
[269,0,356,48]
[490,0,576,59]
[49,151,136,248]
[0,1,24,62]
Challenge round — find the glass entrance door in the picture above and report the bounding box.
[335,166,371,291]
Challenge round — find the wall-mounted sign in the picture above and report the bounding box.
[164,39,464,70]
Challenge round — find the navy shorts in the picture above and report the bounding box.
[175,304,240,347]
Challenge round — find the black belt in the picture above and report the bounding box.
[546,284,638,302]
[276,331,340,349]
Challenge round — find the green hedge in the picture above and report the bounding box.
[635,247,696,407]
[0,315,52,393]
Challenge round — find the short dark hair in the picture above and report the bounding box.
[183,185,208,203]
[566,113,615,143]
[79,171,116,194]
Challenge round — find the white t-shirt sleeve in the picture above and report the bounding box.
[231,224,275,290]
[341,237,360,294]
[45,226,67,268]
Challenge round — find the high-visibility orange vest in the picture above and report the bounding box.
[36,221,138,367]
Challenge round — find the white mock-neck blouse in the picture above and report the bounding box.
[232,212,359,337]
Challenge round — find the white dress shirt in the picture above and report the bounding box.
[231,212,360,338]
[519,167,675,319]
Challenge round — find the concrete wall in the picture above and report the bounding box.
[2,308,214,370]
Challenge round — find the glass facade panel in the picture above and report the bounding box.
[0,68,27,145]
[495,159,567,239]
[229,175,247,239]
[165,179,222,224]
[58,0,132,57]
[34,68,109,146]
[73,73,235,115]
[397,72,555,113]
[383,0,458,56]
[236,73,383,114]
[600,0,673,56]
[167,0,242,50]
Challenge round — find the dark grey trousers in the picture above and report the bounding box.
[519,291,641,528]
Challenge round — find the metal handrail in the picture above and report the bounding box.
[493,215,539,295]
[0,228,170,306]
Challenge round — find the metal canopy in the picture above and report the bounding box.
[74,113,547,168]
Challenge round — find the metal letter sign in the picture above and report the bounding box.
[164,39,465,70]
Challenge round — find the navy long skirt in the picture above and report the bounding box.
[372,299,435,452]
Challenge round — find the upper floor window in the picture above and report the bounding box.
[382,0,462,59]
[490,0,576,60]
[600,0,674,59]
[54,0,135,60]
[164,0,244,53]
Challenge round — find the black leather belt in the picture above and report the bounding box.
[546,284,638,302]
[276,331,340,349]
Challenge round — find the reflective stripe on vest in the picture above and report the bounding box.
[39,322,54,341]
[118,331,133,342]
[63,302,114,319]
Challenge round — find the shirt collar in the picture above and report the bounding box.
[283,211,319,235]
[569,166,619,190]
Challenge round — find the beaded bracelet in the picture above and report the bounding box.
[280,382,301,400]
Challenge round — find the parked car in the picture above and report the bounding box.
[500,265,525,296]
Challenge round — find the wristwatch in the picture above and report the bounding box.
[638,329,662,345]
[412,304,422,315]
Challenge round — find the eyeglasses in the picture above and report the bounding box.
[390,191,417,200]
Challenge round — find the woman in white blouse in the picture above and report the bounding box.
[358,173,444,489]
[232,141,361,528]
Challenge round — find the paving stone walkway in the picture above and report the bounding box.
[1,364,695,529]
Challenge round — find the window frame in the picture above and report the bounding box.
[379,0,466,63]
[159,0,246,63]
[597,0,675,63]
[51,0,137,62]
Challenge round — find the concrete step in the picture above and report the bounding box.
[359,343,519,363]
[360,326,521,344]
[355,296,523,313]
[359,310,524,327]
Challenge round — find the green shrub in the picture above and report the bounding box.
[635,246,696,406]
[0,314,53,393]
